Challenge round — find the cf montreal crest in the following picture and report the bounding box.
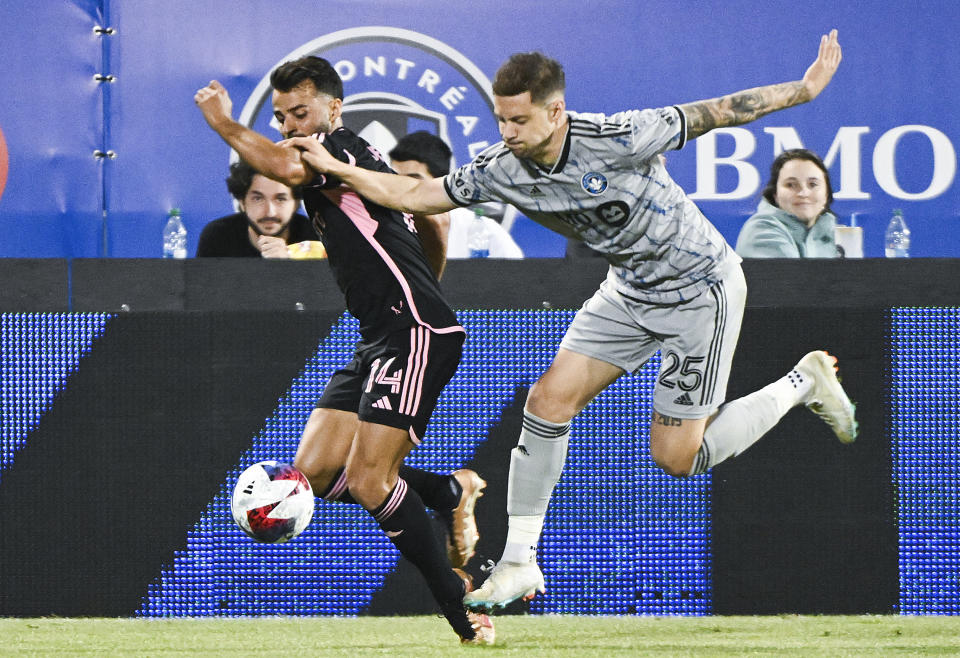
[581,171,608,195]
[237,27,499,173]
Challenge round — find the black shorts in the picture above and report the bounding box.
[317,325,465,444]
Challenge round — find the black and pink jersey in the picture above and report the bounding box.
[301,127,462,340]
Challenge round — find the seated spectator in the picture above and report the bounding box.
[736,149,838,258]
[196,160,324,258]
[388,131,523,259]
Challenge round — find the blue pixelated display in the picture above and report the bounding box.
[4,310,958,616]
[0,313,112,481]
[139,310,710,617]
[140,313,388,617]
[890,308,960,615]
[531,339,710,616]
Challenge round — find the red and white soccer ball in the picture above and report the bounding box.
[231,461,314,543]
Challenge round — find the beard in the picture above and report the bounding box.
[246,215,288,237]
[284,118,332,139]
[506,133,552,161]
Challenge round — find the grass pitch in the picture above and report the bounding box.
[2,615,959,656]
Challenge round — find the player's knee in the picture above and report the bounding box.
[653,454,694,478]
[526,379,578,423]
[648,416,708,478]
[343,463,392,509]
[292,456,336,494]
[649,444,696,479]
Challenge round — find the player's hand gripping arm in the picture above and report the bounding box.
[679,29,842,140]
[194,80,312,186]
[285,136,457,215]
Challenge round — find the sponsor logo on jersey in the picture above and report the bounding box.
[237,27,499,174]
[581,171,608,195]
[529,184,545,198]
[596,200,630,227]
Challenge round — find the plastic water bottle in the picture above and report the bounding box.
[884,209,910,258]
[163,208,187,258]
[467,208,491,258]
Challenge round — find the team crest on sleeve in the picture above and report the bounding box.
[581,172,608,195]
[236,27,499,175]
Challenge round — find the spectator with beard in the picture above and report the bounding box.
[196,159,324,258]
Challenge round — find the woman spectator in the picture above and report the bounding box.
[736,149,838,258]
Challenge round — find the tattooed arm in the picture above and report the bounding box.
[679,29,842,140]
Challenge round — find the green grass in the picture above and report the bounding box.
[2,615,960,656]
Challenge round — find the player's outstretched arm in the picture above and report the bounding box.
[286,136,457,215]
[194,80,312,186]
[680,29,842,141]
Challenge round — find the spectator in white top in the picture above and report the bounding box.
[389,131,523,259]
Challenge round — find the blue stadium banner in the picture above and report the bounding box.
[0,1,957,257]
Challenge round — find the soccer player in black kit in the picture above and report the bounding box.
[195,56,494,645]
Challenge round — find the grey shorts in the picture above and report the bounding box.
[559,264,746,419]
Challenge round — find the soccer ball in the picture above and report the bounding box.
[231,461,314,543]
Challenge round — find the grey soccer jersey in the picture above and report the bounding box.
[443,107,740,304]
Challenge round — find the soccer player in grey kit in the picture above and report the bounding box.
[288,30,856,613]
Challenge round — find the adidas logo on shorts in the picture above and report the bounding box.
[673,392,694,406]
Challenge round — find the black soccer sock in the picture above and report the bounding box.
[370,478,474,639]
[398,465,461,513]
[315,466,461,513]
[315,467,357,504]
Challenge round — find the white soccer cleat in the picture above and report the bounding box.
[795,350,858,444]
[463,560,545,611]
[447,469,486,568]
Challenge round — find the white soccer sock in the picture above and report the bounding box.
[501,408,570,564]
[688,368,812,475]
[501,515,545,564]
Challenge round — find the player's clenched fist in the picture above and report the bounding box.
[194,80,233,129]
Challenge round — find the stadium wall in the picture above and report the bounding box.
[0,259,957,616]
[1,2,959,258]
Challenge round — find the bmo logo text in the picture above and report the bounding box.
[690,125,957,202]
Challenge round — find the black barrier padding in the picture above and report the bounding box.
[0,259,69,311]
[362,386,531,616]
[70,259,344,312]
[0,311,340,616]
[712,308,897,614]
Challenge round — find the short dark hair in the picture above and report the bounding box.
[270,55,343,99]
[225,160,301,201]
[388,131,453,177]
[492,52,565,103]
[762,148,834,211]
